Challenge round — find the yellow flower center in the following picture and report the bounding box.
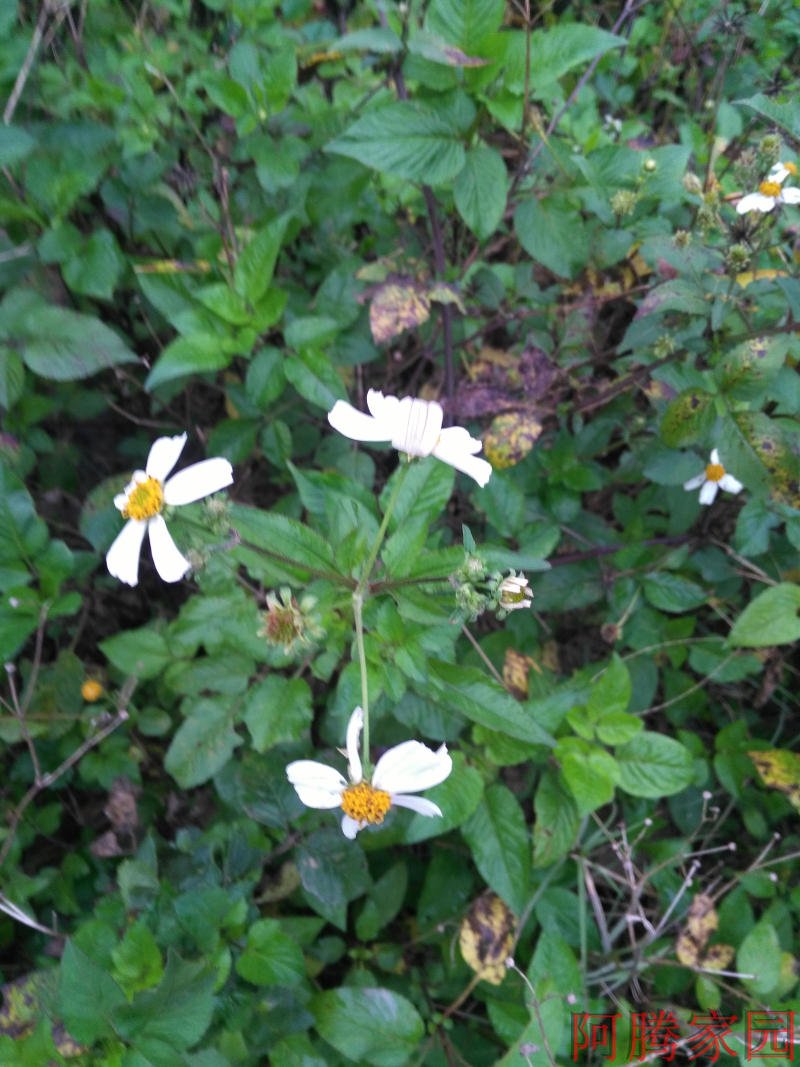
[81,679,103,702]
[340,781,392,826]
[705,463,725,483]
[122,476,164,520]
[783,162,798,176]
[758,180,782,198]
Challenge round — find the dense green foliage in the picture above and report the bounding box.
[2,0,800,1063]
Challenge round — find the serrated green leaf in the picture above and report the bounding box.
[164,699,242,788]
[425,0,505,51]
[145,334,231,391]
[242,677,313,752]
[558,741,618,815]
[233,217,287,306]
[735,93,800,140]
[59,942,126,1045]
[8,303,137,381]
[643,572,707,613]
[284,347,347,410]
[586,654,631,720]
[728,583,800,647]
[230,505,340,578]
[660,389,715,447]
[331,27,403,53]
[462,784,529,914]
[326,100,468,185]
[99,627,171,680]
[311,987,424,1067]
[615,731,694,797]
[235,919,306,987]
[514,196,588,278]
[112,950,215,1051]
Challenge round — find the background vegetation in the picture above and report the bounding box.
[2,0,800,1063]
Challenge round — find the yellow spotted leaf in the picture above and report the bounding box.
[0,970,85,1055]
[459,892,516,985]
[675,893,718,965]
[503,648,536,699]
[483,412,543,469]
[701,943,735,971]
[133,259,210,274]
[369,282,431,344]
[748,749,800,813]
[736,268,788,288]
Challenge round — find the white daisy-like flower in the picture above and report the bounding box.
[286,706,453,839]
[327,390,493,487]
[683,448,743,506]
[106,433,233,586]
[737,161,800,214]
[499,573,533,611]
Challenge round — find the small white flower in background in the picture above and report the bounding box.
[499,573,533,612]
[683,448,743,506]
[328,389,493,487]
[286,706,453,839]
[106,433,233,586]
[737,161,800,214]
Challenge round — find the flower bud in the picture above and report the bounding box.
[682,172,703,195]
[498,573,533,612]
[610,189,637,217]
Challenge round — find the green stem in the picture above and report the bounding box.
[353,460,412,773]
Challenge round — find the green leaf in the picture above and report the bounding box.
[311,987,424,1067]
[144,334,231,391]
[735,92,800,140]
[62,228,124,301]
[660,389,715,447]
[0,126,36,167]
[0,351,24,409]
[462,784,529,914]
[615,731,694,797]
[59,941,126,1045]
[728,583,800,647]
[296,827,371,930]
[643,572,707,613]
[111,921,164,996]
[526,24,625,87]
[533,769,580,868]
[425,0,505,51]
[332,27,403,53]
[514,196,588,278]
[737,921,782,996]
[453,145,507,240]
[586,654,631,720]
[5,301,137,381]
[732,411,800,508]
[112,950,215,1051]
[429,661,556,745]
[242,677,313,752]
[230,505,340,577]
[326,100,469,185]
[235,919,306,987]
[595,712,642,746]
[99,627,171,680]
[355,862,408,941]
[395,752,483,844]
[557,741,618,816]
[164,699,242,788]
[718,335,788,401]
[233,217,287,306]
[283,347,347,410]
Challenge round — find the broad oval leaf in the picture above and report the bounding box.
[615,731,693,798]
[728,583,800,647]
[311,987,424,1067]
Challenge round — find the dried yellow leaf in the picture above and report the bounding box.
[748,749,800,813]
[459,892,516,986]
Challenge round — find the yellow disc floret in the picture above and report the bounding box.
[758,180,782,198]
[705,463,725,482]
[81,679,103,702]
[122,477,164,520]
[341,781,392,826]
[783,162,798,176]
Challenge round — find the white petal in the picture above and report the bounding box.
[164,457,233,506]
[736,193,775,214]
[710,448,720,465]
[391,794,442,818]
[719,474,743,494]
[105,519,147,586]
[372,741,452,794]
[769,163,790,183]
[147,514,191,582]
[146,433,187,481]
[781,187,800,205]
[114,492,129,511]
[391,397,443,457]
[698,480,718,506]
[432,427,493,487]
[345,706,363,784]
[286,760,347,808]
[683,473,705,491]
[366,389,398,418]
[328,399,390,443]
[341,814,361,838]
